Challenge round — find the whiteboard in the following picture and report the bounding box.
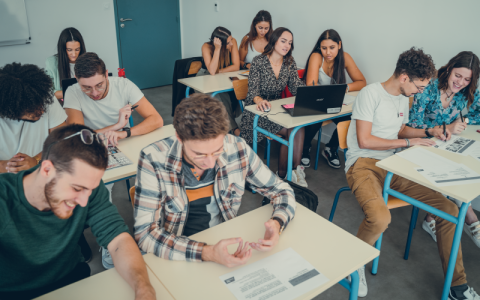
[0,0,30,46]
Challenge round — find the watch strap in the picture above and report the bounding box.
[425,127,432,138]
[271,217,285,234]
[123,127,131,138]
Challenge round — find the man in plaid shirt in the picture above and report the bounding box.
[134,94,296,267]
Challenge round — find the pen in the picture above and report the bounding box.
[460,111,464,123]
[131,105,139,111]
[443,122,446,139]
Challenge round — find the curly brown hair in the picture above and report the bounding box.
[0,63,53,120]
[394,47,436,81]
[173,94,229,141]
[437,51,479,107]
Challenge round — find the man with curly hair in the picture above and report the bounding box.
[345,47,478,299]
[0,62,66,174]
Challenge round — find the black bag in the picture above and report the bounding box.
[261,180,318,212]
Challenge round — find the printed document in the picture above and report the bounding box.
[107,146,132,170]
[219,248,328,300]
[434,135,480,161]
[396,148,480,186]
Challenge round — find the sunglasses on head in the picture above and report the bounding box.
[44,129,106,161]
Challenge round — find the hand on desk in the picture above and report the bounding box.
[5,153,38,173]
[250,219,280,252]
[202,237,252,268]
[104,130,128,146]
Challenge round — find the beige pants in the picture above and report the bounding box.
[346,157,467,287]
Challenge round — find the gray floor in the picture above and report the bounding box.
[85,85,479,299]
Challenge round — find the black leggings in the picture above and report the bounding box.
[302,115,351,157]
[0,263,90,300]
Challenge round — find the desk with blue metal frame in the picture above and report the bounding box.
[245,92,358,181]
[144,204,379,300]
[178,71,248,99]
[376,128,480,300]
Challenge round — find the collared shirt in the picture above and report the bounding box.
[134,134,296,262]
[408,79,480,128]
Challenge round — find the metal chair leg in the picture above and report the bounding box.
[314,128,323,170]
[371,233,383,275]
[266,139,271,167]
[126,178,132,203]
[329,186,351,222]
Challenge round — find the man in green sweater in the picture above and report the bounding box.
[0,124,155,300]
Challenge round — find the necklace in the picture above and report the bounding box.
[382,82,401,117]
[444,90,454,102]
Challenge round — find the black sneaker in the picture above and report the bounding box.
[322,147,341,169]
[301,147,311,168]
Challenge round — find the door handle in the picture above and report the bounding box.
[120,18,133,22]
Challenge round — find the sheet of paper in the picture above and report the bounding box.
[434,135,480,161]
[396,147,458,169]
[107,146,133,170]
[219,248,328,300]
[414,165,480,186]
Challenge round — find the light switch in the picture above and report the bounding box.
[215,2,219,12]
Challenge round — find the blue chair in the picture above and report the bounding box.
[125,115,134,202]
[328,121,419,274]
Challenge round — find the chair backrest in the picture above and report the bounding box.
[188,61,202,75]
[409,96,414,109]
[337,120,351,150]
[281,69,305,98]
[232,79,248,100]
[129,186,135,208]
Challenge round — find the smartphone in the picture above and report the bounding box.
[229,77,239,81]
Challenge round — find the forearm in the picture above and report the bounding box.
[96,123,124,134]
[253,96,264,104]
[54,90,63,100]
[130,115,163,137]
[0,160,8,173]
[348,80,367,92]
[207,50,221,75]
[109,233,155,297]
[358,135,407,150]
[219,63,240,73]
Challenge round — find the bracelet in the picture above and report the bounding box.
[425,127,433,138]
[404,138,410,147]
[346,84,350,92]
[35,156,41,165]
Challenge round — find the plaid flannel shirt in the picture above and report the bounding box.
[134,134,296,262]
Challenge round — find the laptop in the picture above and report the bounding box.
[281,84,348,117]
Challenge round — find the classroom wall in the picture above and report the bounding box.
[179,0,480,83]
[179,0,480,141]
[0,0,119,74]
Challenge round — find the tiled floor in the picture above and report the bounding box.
[85,85,479,299]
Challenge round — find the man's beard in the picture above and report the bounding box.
[399,87,409,97]
[44,177,73,220]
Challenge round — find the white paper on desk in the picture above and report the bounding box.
[415,165,480,186]
[219,248,328,300]
[396,147,459,169]
[343,94,356,105]
[434,135,480,161]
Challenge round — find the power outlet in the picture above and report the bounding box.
[214,2,219,12]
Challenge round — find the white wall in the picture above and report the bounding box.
[179,0,480,141]
[0,0,119,74]
[179,0,480,84]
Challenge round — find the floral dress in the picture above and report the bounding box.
[240,54,305,143]
[408,79,480,128]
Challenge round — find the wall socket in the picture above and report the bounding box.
[214,2,219,12]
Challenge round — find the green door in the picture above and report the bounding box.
[114,0,181,89]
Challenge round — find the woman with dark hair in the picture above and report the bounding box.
[239,10,272,70]
[240,27,307,187]
[301,29,366,169]
[407,51,480,248]
[45,27,86,100]
[197,26,241,135]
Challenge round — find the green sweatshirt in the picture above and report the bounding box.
[0,166,129,292]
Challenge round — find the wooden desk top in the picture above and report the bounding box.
[144,204,379,300]
[244,91,358,129]
[35,266,174,300]
[177,71,248,94]
[376,140,480,203]
[102,125,175,184]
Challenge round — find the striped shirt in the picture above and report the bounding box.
[134,134,296,262]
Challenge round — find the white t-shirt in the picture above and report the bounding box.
[69,63,75,77]
[0,97,66,160]
[63,77,143,130]
[345,82,409,172]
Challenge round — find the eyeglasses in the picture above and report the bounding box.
[193,150,225,160]
[80,79,108,94]
[410,79,426,93]
[44,129,106,161]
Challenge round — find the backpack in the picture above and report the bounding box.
[261,179,318,212]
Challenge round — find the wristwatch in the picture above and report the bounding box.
[122,127,131,138]
[425,127,433,138]
[271,217,285,235]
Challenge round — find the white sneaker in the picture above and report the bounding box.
[101,247,114,270]
[292,168,308,188]
[296,165,306,179]
[449,286,480,300]
[464,221,480,248]
[422,219,437,242]
[347,266,368,297]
